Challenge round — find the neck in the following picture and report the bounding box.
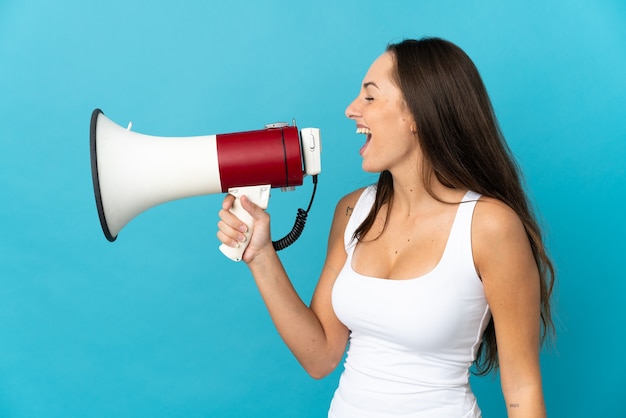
[389,170,465,216]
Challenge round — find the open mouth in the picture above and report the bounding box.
[356,127,372,154]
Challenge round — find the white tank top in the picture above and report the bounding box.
[330,186,491,418]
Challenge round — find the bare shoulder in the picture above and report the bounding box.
[472,196,534,280]
[472,196,525,237]
[334,187,367,220]
[325,187,367,255]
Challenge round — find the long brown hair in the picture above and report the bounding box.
[354,37,555,375]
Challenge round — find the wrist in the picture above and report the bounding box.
[244,242,277,267]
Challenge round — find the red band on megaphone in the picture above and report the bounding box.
[216,126,304,191]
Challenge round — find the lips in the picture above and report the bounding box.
[356,126,372,155]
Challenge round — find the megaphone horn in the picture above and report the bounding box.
[90,109,321,261]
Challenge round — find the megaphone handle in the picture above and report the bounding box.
[219,185,271,262]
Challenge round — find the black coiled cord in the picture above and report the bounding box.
[272,175,318,251]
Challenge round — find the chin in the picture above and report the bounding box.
[361,161,385,174]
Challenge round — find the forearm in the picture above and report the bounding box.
[504,383,546,418]
[247,246,342,377]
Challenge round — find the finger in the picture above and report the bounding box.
[216,220,246,246]
[218,207,249,233]
[216,230,240,248]
[239,195,268,221]
[221,193,236,210]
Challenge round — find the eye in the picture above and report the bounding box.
[364,97,374,102]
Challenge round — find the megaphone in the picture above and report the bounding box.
[90,109,321,262]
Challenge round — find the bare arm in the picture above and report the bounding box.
[217,190,363,378]
[473,198,546,418]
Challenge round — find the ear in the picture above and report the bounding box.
[400,104,417,134]
[400,112,417,133]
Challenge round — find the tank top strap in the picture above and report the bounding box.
[441,190,482,267]
[457,190,482,224]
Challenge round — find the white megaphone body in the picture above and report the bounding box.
[90,109,321,262]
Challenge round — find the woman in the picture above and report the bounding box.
[217,37,555,418]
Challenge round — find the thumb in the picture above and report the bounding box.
[239,194,268,221]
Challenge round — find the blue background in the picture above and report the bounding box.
[1,0,625,417]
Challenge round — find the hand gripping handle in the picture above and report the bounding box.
[219,185,271,262]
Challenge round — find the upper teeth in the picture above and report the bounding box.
[356,127,371,135]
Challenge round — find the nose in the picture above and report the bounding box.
[345,97,361,120]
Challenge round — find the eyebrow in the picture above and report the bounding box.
[363,81,379,89]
